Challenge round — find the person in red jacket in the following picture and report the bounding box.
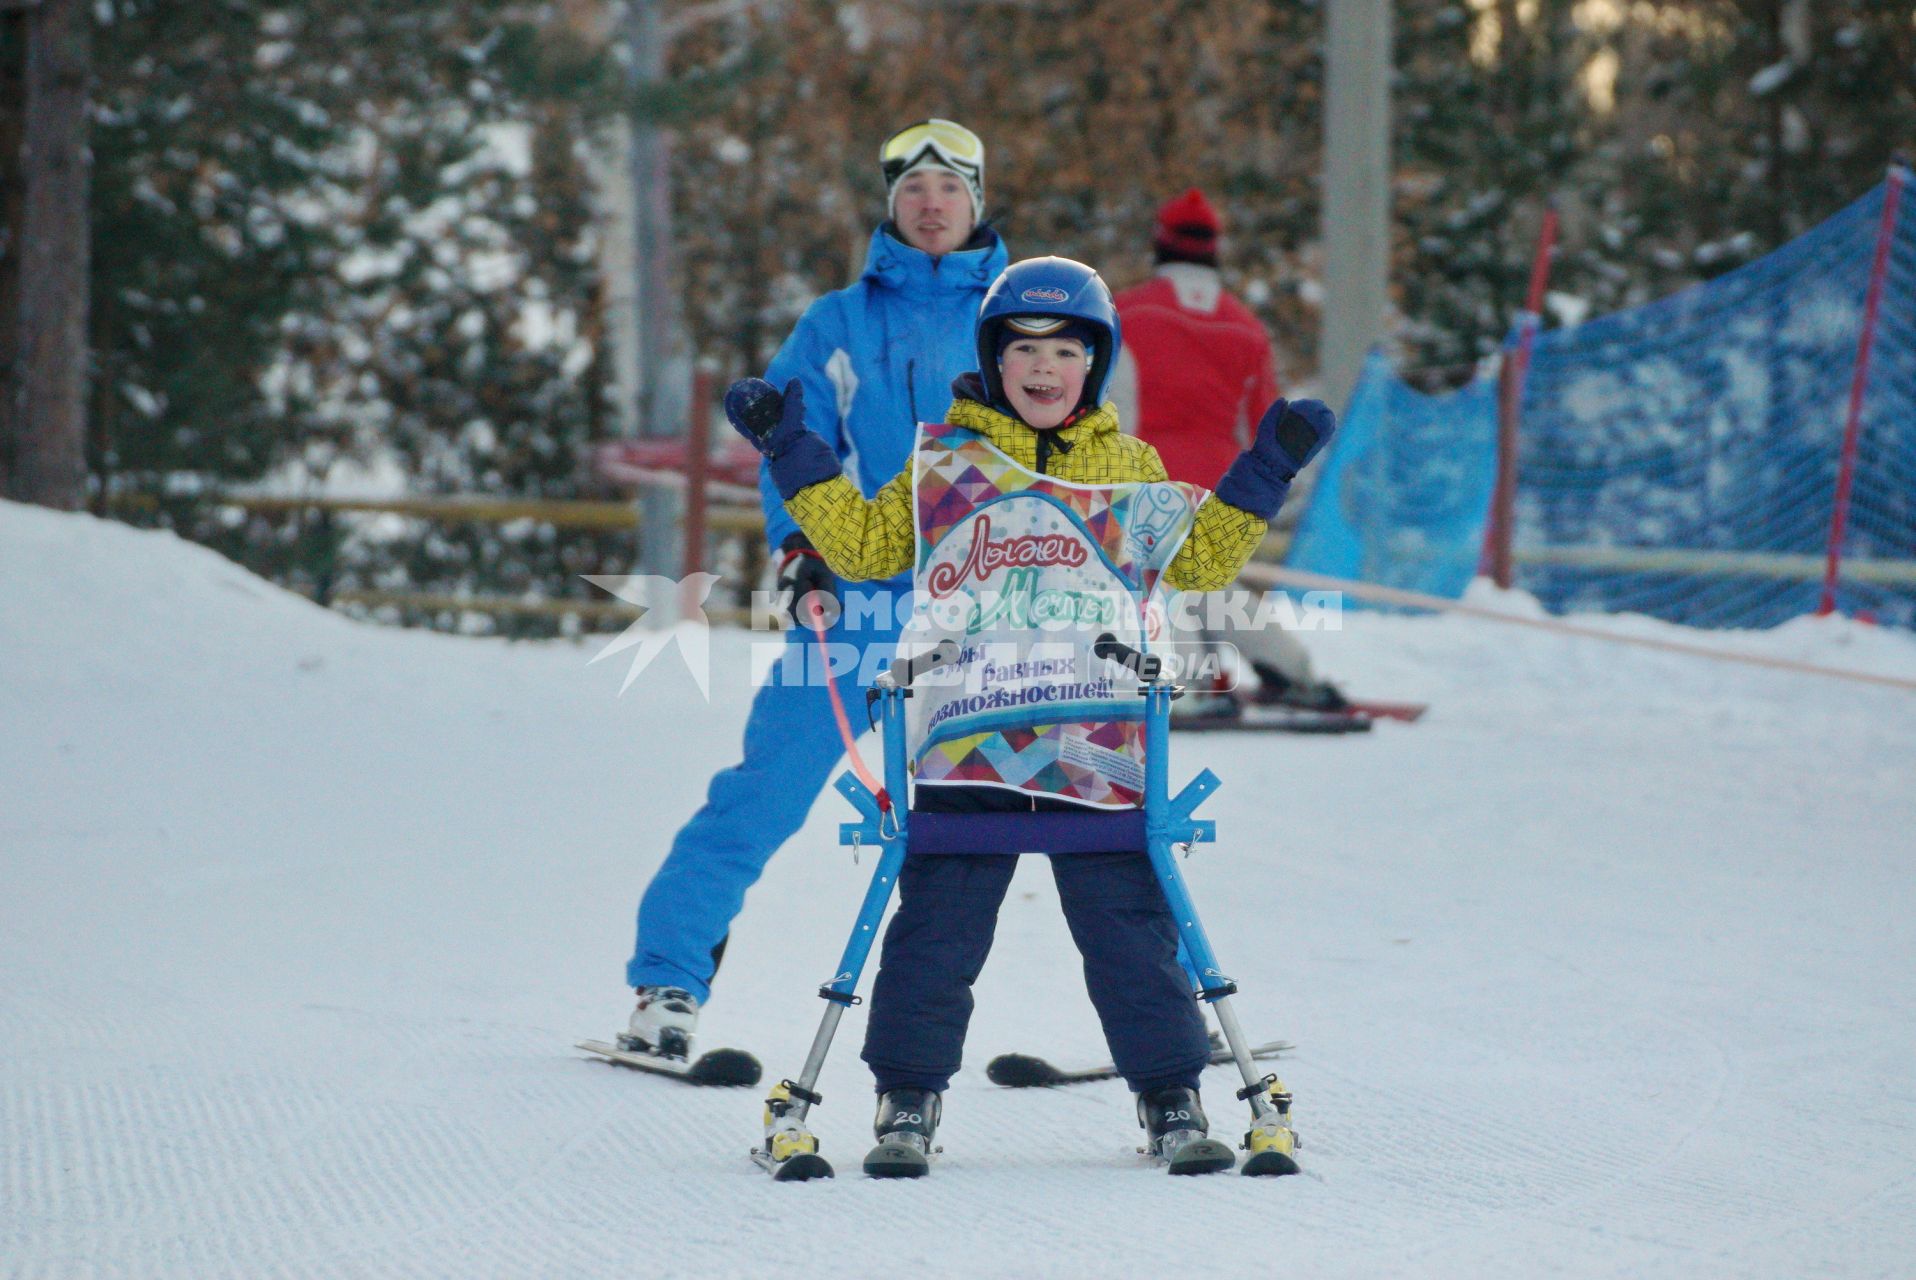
[1111,188,1348,713]
[1111,188,1281,490]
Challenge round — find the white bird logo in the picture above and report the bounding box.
[581,573,722,698]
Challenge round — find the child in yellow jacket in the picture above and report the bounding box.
[726,256,1335,1176]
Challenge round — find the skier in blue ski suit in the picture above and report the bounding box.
[622,121,1008,1052]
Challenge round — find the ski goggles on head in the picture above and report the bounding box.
[879,119,985,191]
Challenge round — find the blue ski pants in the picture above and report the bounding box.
[862,789,1213,1096]
[626,588,904,1001]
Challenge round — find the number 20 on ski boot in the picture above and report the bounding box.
[753,1081,832,1182]
[863,1088,941,1178]
[1241,1077,1301,1177]
[1137,1086,1236,1175]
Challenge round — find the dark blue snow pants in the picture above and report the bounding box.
[861,787,1212,1096]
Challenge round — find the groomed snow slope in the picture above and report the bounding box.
[3,499,1914,1279]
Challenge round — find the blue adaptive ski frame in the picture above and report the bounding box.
[751,635,1299,1179]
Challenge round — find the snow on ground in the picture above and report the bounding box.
[3,499,1914,1278]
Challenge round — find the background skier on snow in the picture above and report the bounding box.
[1111,187,1352,717]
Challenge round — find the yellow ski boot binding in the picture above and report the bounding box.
[752,1080,833,1181]
[1241,1077,1301,1177]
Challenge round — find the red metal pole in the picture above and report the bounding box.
[1818,167,1906,616]
[680,368,712,617]
[1483,205,1559,588]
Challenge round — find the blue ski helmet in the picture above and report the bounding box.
[976,257,1123,413]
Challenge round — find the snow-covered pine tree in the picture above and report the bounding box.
[79,2,626,633]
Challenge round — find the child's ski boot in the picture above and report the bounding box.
[1138,1085,1236,1175]
[863,1087,941,1178]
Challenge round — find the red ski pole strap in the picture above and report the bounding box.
[804,598,889,808]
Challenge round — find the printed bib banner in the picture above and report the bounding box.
[904,422,1201,808]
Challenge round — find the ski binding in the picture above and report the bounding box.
[751,1081,833,1181]
[1241,1078,1301,1177]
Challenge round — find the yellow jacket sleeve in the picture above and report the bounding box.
[782,471,916,581]
[1131,441,1269,592]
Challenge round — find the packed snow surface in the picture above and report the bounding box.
[4,500,1914,1278]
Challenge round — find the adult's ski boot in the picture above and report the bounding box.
[1252,661,1351,712]
[1137,1085,1236,1175]
[863,1087,941,1178]
[619,985,699,1060]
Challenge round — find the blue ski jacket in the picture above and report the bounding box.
[757,224,1011,577]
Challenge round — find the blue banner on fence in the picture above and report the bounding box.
[1286,348,1500,606]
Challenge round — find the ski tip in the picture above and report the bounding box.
[985,1053,1065,1088]
[862,1142,932,1179]
[576,1040,761,1087]
[1165,1138,1237,1176]
[688,1048,763,1087]
[771,1153,835,1182]
[1241,1148,1301,1177]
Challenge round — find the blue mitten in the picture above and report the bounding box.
[725,377,841,499]
[1213,397,1338,519]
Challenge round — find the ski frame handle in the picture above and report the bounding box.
[886,637,963,690]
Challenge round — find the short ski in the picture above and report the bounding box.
[1157,1134,1238,1175]
[987,1034,1290,1088]
[750,1148,833,1181]
[576,1039,762,1086]
[862,1139,932,1179]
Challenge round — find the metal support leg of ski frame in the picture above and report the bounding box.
[1126,640,1301,1178]
[752,643,956,1181]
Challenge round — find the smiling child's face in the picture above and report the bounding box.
[999,336,1088,430]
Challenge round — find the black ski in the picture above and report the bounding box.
[986,1033,1290,1087]
[862,1139,932,1179]
[576,1039,763,1086]
[1161,1135,1238,1175]
[751,1148,834,1181]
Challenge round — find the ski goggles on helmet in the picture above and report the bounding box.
[879,119,985,196]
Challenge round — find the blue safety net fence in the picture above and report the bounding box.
[1290,174,1916,629]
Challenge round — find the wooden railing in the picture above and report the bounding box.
[106,491,1298,628]
[113,488,1912,634]
[106,491,766,627]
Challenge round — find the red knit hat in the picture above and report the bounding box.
[1152,188,1221,265]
